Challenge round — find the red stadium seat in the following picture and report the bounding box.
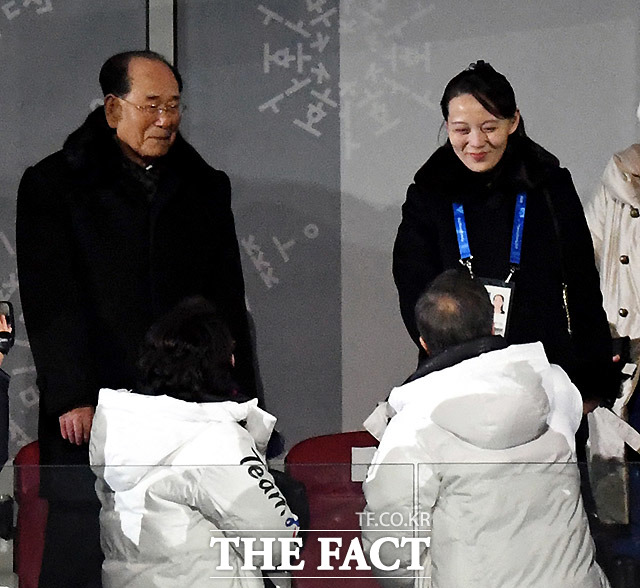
[285,431,379,588]
[14,441,47,588]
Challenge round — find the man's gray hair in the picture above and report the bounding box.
[415,269,493,356]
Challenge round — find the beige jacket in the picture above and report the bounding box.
[586,145,640,523]
[587,144,640,345]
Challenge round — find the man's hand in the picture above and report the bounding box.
[0,313,11,368]
[59,406,95,445]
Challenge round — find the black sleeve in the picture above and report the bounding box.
[205,171,258,403]
[392,182,444,346]
[550,169,615,401]
[16,165,99,417]
[0,369,8,466]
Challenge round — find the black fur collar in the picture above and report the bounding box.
[404,335,509,385]
[61,107,209,182]
[414,135,560,198]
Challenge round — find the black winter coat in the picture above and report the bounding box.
[0,369,8,467]
[393,135,614,401]
[16,108,256,496]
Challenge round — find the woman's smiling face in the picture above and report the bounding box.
[446,93,520,173]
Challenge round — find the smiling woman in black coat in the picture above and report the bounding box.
[393,61,614,405]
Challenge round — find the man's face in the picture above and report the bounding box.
[106,57,181,166]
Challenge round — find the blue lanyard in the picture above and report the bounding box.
[452,203,472,260]
[510,193,527,266]
[452,193,527,281]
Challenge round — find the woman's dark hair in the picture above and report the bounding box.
[99,50,183,97]
[440,60,526,137]
[138,297,236,402]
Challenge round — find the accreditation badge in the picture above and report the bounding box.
[480,278,515,338]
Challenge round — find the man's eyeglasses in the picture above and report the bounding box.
[114,95,186,119]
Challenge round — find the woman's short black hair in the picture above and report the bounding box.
[440,60,526,137]
[99,50,183,97]
[137,297,236,402]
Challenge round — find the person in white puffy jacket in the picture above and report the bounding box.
[362,270,609,588]
[89,297,299,588]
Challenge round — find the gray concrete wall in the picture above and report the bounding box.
[176,0,343,445]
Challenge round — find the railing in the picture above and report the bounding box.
[8,458,640,587]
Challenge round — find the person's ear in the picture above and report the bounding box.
[508,109,520,135]
[491,324,495,335]
[419,336,429,355]
[104,95,121,129]
[230,353,235,368]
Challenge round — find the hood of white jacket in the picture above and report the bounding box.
[601,144,640,208]
[89,388,276,492]
[389,343,552,450]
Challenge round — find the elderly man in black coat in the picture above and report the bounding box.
[16,50,256,588]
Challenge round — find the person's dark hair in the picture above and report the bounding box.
[440,60,525,137]
[99,50,183,97]
[137,297,236,402]
[415,269,493,356]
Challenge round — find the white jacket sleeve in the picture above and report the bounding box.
[182,428,300,568]
[542,364,584,453]
[362,419,437,587]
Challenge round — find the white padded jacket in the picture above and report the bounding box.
[89,389,299,588]
[362,343,608,588]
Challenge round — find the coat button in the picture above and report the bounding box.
[619,308,629,318]
[631,208,640,218]
[620,255,630,264]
